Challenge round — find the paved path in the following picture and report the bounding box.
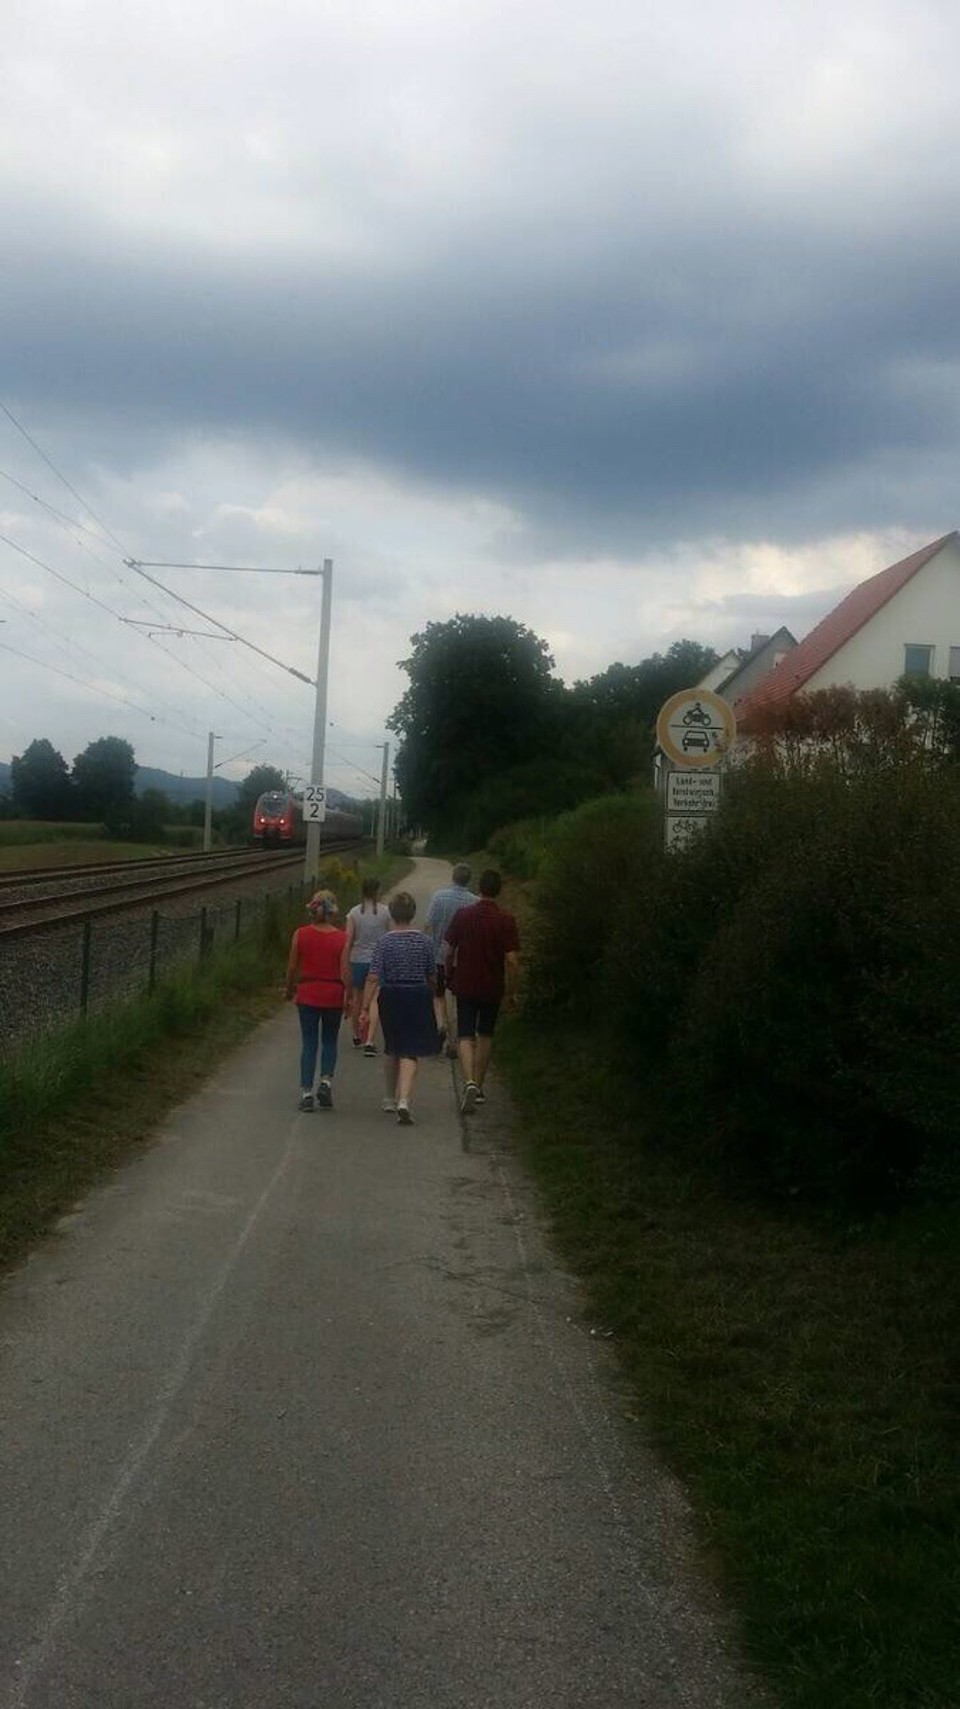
[0,859,768,1708]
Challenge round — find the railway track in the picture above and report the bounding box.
[0,844,265,892]
[0,841,363,942]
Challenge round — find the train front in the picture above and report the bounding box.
[252,790,298,845]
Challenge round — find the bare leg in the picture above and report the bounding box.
[383,1057,399,1099]
[396,1057,418,1104]
[474,1034,494,1088]
[458,1036,477,1084]
[367,989,381,1048]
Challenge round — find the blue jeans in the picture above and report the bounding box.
[298,1005,342,1089]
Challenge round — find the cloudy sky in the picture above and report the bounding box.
[3,0,959,794]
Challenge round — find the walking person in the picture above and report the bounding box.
[284,889,348,1111]
[342,876,391,1055]
[360,891,439,1125]
[424,862,477,1056]
[445,868,519,1115]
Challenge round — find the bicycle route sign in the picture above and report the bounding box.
[656,689,736,769]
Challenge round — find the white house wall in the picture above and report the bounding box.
[805,537,960,693]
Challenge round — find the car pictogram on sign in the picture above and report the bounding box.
[681,728,711,753]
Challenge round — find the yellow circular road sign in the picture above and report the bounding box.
[656,689,736,768]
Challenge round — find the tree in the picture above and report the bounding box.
[236,764,289,818]
[389,614,558,827]
[10,738,72,819]
[71,736,136,821]
[560,640,719,787]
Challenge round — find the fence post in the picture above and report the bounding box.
[148,910,160,993]
[79,920,92,1016]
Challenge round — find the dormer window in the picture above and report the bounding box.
[903,644,934,678]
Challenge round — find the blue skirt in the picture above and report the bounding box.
[378,984,440,1059]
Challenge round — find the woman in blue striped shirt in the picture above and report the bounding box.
[361,892,439,1124]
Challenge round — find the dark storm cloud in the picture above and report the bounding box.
[7,180,960,558]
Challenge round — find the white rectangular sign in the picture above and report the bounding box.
[665,813,711,851]
[303,784,327,823]
[666,770,721,815]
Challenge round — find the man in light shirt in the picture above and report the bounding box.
[425,862,477,1054]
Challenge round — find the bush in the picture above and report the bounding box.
[428,758,613,854]
[525,791,662,1014]
[598,764,960,1208]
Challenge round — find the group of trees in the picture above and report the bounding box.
[5,736,138,826]
[388,614,717,846]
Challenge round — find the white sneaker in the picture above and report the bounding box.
[381,1097,397,1113]
[396,1101,413,1125]
[298,1091,314,1112]
[460,1081,478,1115]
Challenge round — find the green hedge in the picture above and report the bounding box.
[525,767,960,1210]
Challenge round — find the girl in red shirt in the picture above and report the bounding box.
[284,889,348,1111]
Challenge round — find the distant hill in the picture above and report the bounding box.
[136,769,356,810]
[0,758,357,812]
[134,766,238,807]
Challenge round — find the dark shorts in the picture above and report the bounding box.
[456,995,501,1039]
[350,960,371,991]
[435,965,449,997]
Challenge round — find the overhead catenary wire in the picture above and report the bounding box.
[0,402,132,559]
[0,424,303,731]
[125,561,315,686]
[0,638,202,737]
[0,584,207,738]
[0,406,341,768]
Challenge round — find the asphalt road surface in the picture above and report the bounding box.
[0,858,769,1708]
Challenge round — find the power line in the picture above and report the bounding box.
[0,637,201,736]
[0,426,295,727]
[0,407,326,754]
[125,561,315,685]
[0,402,132,559]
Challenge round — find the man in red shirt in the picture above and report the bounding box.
[444,868,519,1115]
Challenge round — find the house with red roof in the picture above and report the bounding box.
[737,532,960,725]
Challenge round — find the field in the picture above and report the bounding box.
[0,823,197,871]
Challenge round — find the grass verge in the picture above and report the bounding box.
[497,1020,959,1709]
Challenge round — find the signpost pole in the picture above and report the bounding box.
[304,559,333,887]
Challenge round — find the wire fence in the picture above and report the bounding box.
[0,882,310,1056]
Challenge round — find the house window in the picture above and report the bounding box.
[950,647,960,683]
[903,643,934,678]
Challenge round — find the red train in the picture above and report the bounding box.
[252,791,364,846]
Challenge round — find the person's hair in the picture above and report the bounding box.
[307,888,339,920]
[361,875,380,912]
[452,862,471,887]
[389,890,416,924]
[478,869,502,898]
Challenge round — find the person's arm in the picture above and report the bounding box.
[340,915,356,984]
[423,934,437,996]
[284,930,301,1000]
[504,949,520,1006]
[361,939,384,1021]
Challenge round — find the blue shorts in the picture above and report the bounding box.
[350,961,371,991]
